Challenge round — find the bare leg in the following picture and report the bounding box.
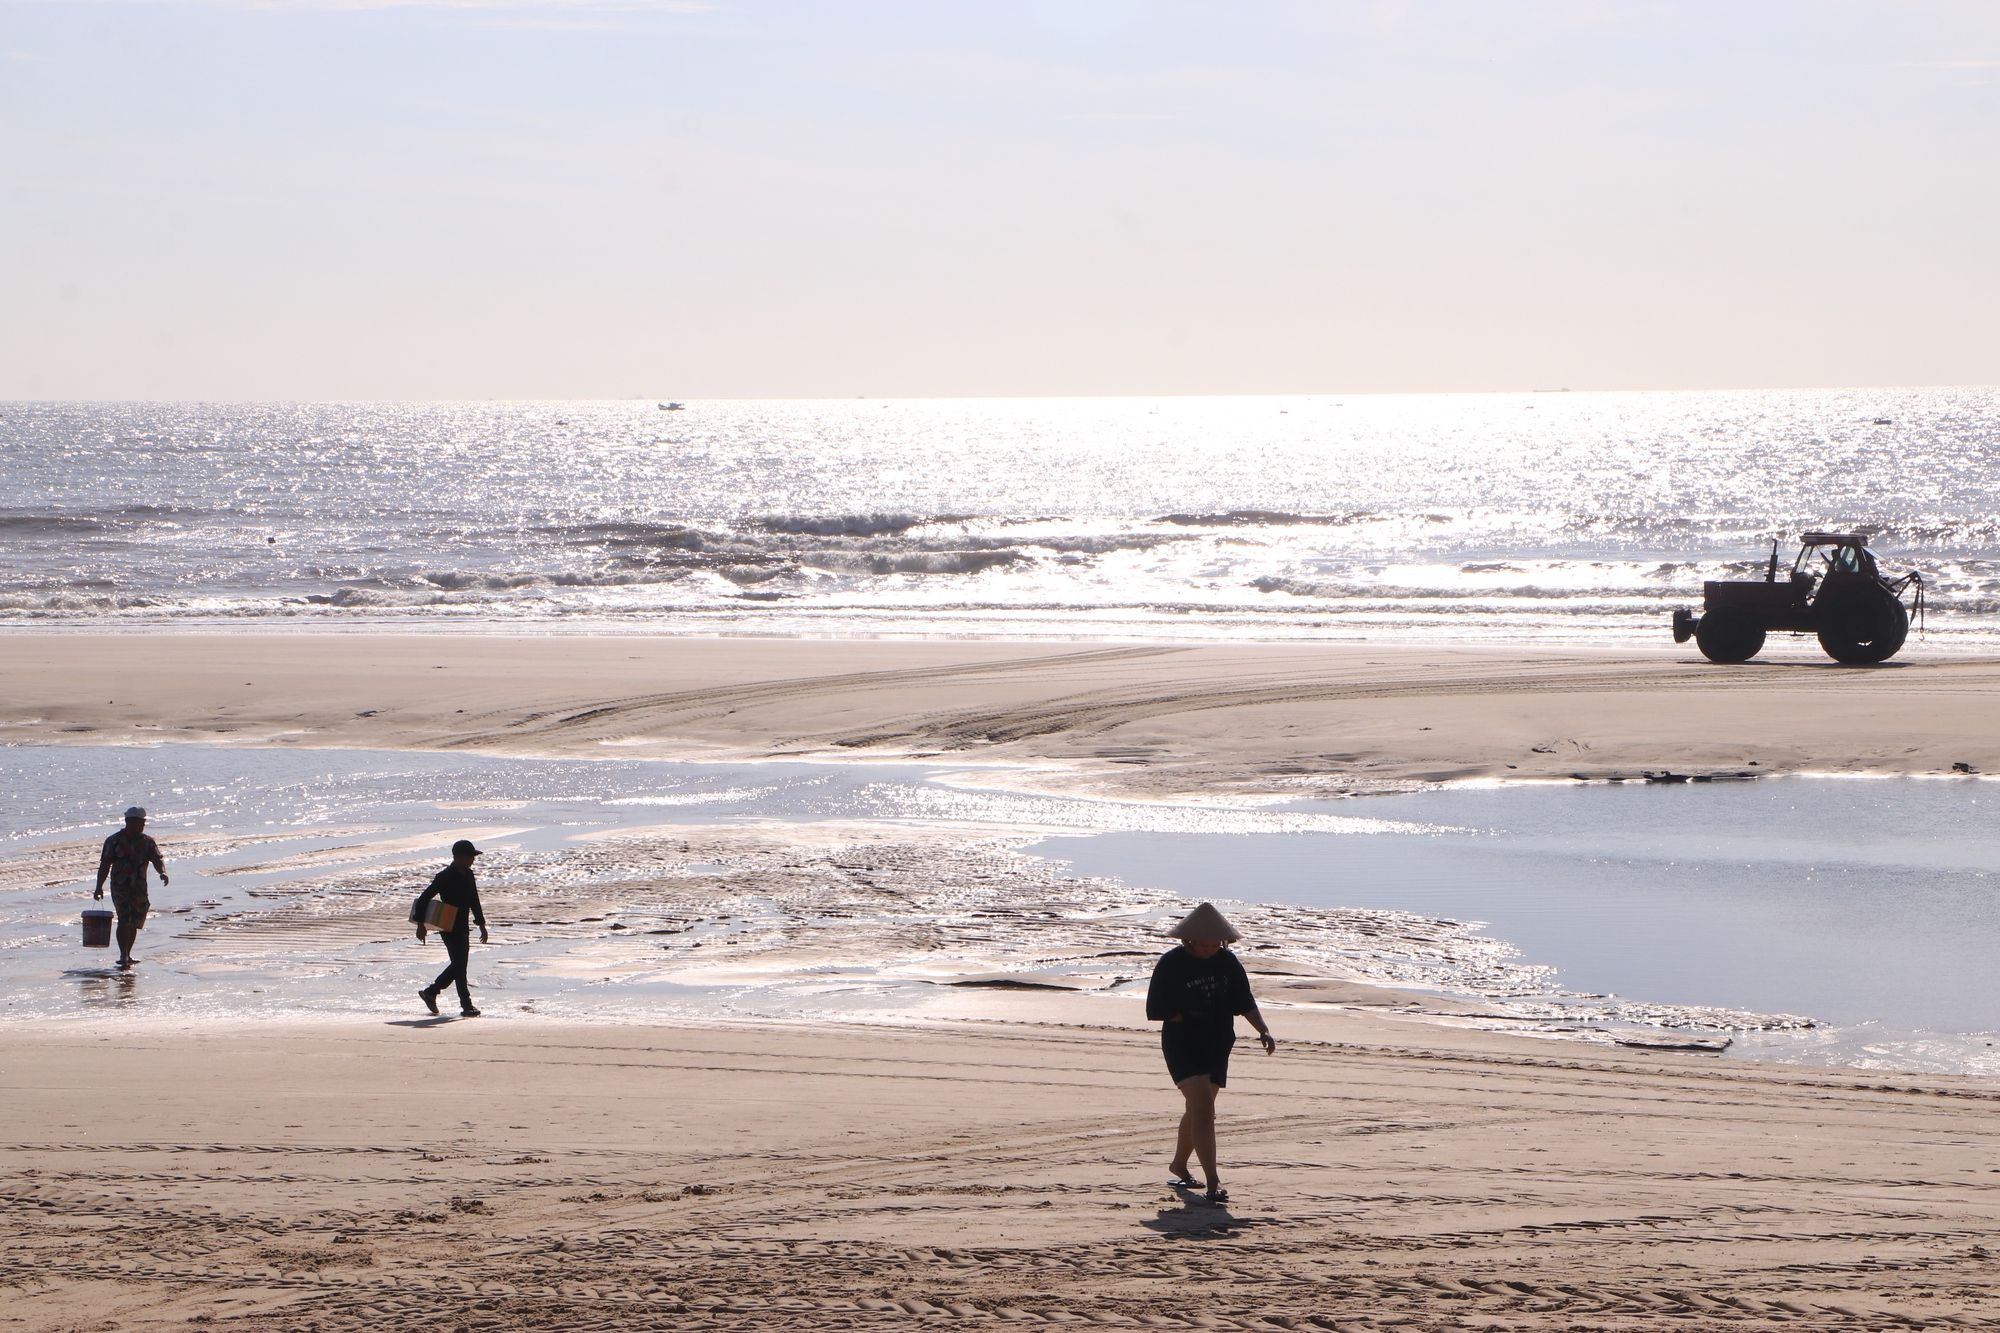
[1173,1075,1221,1189]
[115,923,138,966]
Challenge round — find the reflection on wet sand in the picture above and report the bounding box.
[66,966,137,1007]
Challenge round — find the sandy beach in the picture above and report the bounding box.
[11,1010,2000,1331]
[9,633,2000,1329]
[9,633,2000,798]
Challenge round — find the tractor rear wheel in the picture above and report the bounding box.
[1694,607,1766,663]
[1816,589,1909,664]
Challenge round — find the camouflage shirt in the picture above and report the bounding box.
[99,829,164,894]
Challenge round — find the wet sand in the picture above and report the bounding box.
[12,633,2000,1328]
[5,811,1757,1036]
[10,632,2000,798]
[10,1012,2000,1331]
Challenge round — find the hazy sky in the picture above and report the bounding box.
[4,1,1997,399]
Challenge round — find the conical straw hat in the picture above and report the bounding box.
[1166,902,1240,942]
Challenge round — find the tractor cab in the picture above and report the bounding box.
[1783,533,1877,602]
[1797,532,1879,581]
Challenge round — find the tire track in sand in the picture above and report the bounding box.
[432,649,2000,759]
[10,1020,2000,1331]
[809,656,1999,751]
[432,646,1185,751]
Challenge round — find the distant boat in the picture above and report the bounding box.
[659,402,685,411]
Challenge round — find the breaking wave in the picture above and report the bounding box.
[752,513,975,537]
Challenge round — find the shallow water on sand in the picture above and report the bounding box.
[1036,778,2000,1075]
[4,745,1994,1075]
[0,744,1455,1029]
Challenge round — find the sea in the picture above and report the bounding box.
[6,389,2000,642]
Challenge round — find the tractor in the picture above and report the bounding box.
[1672,533,1923,665]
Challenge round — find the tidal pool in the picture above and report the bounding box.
[1034,777,2000,1074]
[4,744,1994,1074]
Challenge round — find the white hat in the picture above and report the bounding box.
[1167,902,1241,942]
[124,807,147,821]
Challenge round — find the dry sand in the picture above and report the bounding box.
[9,632,2000,1329]
[10,1012,2000,1331]
[8,633,2000,797]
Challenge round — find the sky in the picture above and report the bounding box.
[2,0,1997,400]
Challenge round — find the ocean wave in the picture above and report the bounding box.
[302,588,465,607]
[0,504,209,536]
[0,514,108,535]
[115,504,202,517]
[553,519,1053,565]
[560,521,711,551]
[1558,514,2000,554]
[1568,514,1768,538]
[796,550,1024,576]
[412,568,695,591]
[1019,534,1196,554]
[1249,576,1693,602]
[1158,509,1382,527]
[753,513,976,537]
[1921,594,2000,614]
[1859,519,2000,548]
[0,592,173,612]
[720,565,789,585]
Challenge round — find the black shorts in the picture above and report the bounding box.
[1162,1023,1235,1087]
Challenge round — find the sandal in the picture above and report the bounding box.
[1167,1174,1199,1189]
[1203,1187,1229,1205]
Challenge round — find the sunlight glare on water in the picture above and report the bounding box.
[6,390,1999,643]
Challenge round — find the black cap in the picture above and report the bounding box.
[452,839,482,858]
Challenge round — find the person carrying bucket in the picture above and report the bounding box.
[413,839,488,1018]
[95,807,167,970]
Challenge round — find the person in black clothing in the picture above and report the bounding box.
[1145,902,1274,1204]
[414,839,489,1017]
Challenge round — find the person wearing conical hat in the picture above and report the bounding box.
[1145,902,1274,1205]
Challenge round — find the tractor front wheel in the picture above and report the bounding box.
[1694,607,1767,663]
[1816,590,1909,664]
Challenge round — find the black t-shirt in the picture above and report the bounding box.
[1145,946,1253,1032]
[415,864,485,934]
